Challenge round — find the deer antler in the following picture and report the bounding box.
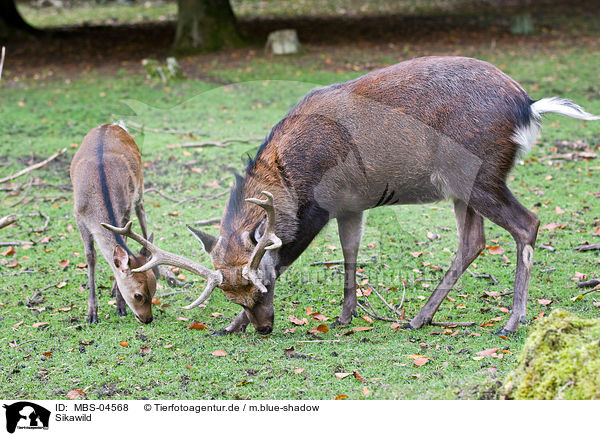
[242,191,282,293]
[101,221,222,308]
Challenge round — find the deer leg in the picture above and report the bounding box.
[79,223,98,324]
[135,200,165,282]
[334,211,364,325]
[409,199,485,328]
[113,281,127,317]
[471,185,540,334]
[214,309,250,335]
[135,201,149,239]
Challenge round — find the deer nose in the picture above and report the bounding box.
[135,314,153,324]
[255,325,272,335]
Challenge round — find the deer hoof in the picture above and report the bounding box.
[330,319,348,329]
[87,313,98,324]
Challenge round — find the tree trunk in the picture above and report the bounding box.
[0,0,39,39]
[173,0,242,53]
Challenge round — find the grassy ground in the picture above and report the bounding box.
[1,8,600,400]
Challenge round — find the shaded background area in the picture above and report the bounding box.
[3,0,600,79]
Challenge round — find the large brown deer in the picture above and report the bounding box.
[104,56,599,334]
[71,124,156,324]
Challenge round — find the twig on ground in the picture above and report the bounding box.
[144,187,229,206]
[371,286,404,318]
[40,278,69,292]
[576,279,600,288]
[574,244,600,251]
[356,301,398,322]
[296,340,341,343]
[310,256,377,266]
[156,290,189,297]
[541,152,597,161]
[175,137,262,148]
[0,214,18,229]
[124,121,206,136]
[430,321,476,327]
[6,176,33,207]
[193,217,221,226]
[573,285,600,299]
[0,241,34,246]
[0,148,67,184]
[466,268,499,285]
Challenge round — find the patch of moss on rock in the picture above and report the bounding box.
[502,309,600,399]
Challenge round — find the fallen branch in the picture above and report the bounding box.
[176,137,262,149]
[193,217,221,226]
[0,214,18,229]
[0,147,67,184]
[541,152,597,161]
[124,120,206,136]
[574,244,600,251]
[310,256,377,266]
[144,187,229,205]
[576,279,600,288]
[467,268,499,285]
[0,240,34,246]
[430,321,475,327]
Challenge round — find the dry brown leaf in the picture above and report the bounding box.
[390,322,402,330]
[120,341,130,348]
[289,315,308,326]
[353,326,374,332]
[410,251,424,258]
[476,348,500,357]
[151,297,162,305]
[187,321,207,330]
[140,347,151,356]
[488,246,504,255]
[361,315,373,324]
[353,371,368,383]
[308,324,329,334]
[537,298,553,305]
[58,259,69,268]
[335,373,352,379]
[294,368,305,374]
[334,394,348,400]
[67,389,86,400]
[31,322,49,329]
[1,246,15,256]
[212,350,227,357]
[413,357,429,366]
[311,312,329,322]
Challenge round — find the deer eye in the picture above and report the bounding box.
[134,294,143,302]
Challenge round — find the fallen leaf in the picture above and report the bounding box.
[211,312,223,317]
[593,227,600,236]
[308,324,329,334]
[1,246,15,256]
[56,281,67,289]
[31,322,49,329]
[140,347,151,356]
[353,371,368,383]
[42,351,53,357]
[488,246,504,255]
[176,317,189,321]
[499,307,510,313]
[284,328,297,334]
[410,251,424,258]
[120,341,129,348]
[541,222,566,231]
[361,315,373,324]
[413,357,429,366]
[353,326,374,332]
[67,389,86,400]
[294,368,305,374]
[305,307,313,315]
[58,259,69,268]
[335,372,352,379]
[390,322,402,330]
[151,297,162,305]
[537,298,553,305]
[476,348,500,357]
[555,206,565,214]
[212,350,227,357]
[311,312,329,322]
[187,321,207,330]
[362,386,370,395]
[12,321,23,329]
[289,315,308,326]
[334,394,348,400]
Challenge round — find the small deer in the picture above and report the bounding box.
[103,56,599,334]
[71,124,156,324]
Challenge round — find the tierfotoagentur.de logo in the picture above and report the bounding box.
[3,402,50,434]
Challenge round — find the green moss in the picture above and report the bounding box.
[503,310,600,400]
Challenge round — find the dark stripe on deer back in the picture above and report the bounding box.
[97,126,134,256]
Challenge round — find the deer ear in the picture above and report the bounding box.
[186,225,217,254]
[113,245,130,271]
[139,233,154,257]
